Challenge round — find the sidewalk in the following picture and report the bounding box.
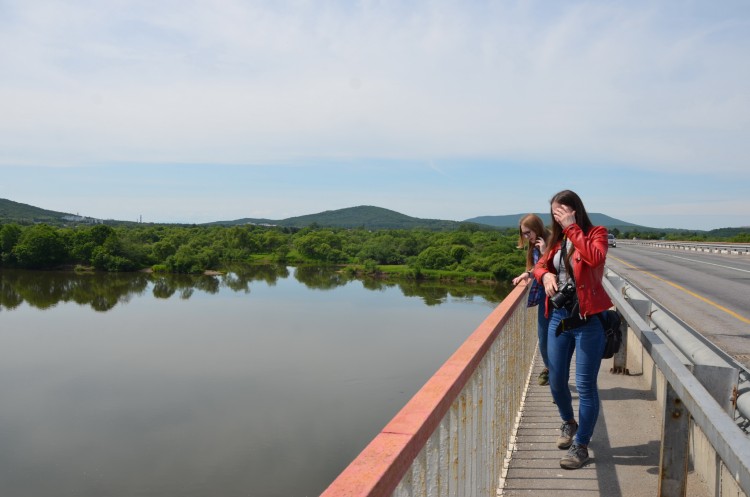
[499,353,710,496]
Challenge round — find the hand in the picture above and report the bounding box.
[542,273,558,296]
[512,272,530,286]
[553,204,576,229]
[535,238,546,253]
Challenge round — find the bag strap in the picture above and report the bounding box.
[561,237,575,284]
[560,236,580,317]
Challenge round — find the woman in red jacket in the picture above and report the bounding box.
[533,190,612,470]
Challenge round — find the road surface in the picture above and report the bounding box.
[604,241,750,367]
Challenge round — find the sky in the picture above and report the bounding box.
[1,1,748,231]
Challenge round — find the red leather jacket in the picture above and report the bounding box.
[533,224,612,318]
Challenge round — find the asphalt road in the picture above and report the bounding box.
[604,241,750,366]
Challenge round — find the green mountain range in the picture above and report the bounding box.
[465,213,641,231]
[211,207,643,231]
[1,198,744,236]
[0,198,80,224]
[207,205,462,230]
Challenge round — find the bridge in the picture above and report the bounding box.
[321,241,750,496]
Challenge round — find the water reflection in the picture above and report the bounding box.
[0,269,149,312]
[0,266,508,312]
[0,265,509,496]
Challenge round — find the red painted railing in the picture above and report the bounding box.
[321,282,535,497]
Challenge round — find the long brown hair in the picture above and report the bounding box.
[517,213,549,270]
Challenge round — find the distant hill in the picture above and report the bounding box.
[0,198,81,225]
[207,205,465,230]
[2,198,745,236]
[207,206,669,232]
[465,213,640,231]
[705,227,750,238]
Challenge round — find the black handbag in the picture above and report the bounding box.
[555,238,623,359]
[598,310,622,359]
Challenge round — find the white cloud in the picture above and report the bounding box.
[0,0,748,177]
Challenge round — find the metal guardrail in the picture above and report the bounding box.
[605,269,750,431]
[604,268,750,496]
[618,239,750,255]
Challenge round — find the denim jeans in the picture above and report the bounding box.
[547,307,605,446]
[537,304,551,369]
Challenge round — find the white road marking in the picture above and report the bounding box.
[663,254,750,274]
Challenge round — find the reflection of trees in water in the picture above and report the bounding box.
[0,270,149,312]
[152,278,176,299]
[360,278,394,292]
[0,276,24,311]
[293,266,354,290]
[398,281,451,306]
[152,274,220,299]
[81,274,149,311]
[0,265,506,313]
[397,280,509,307]
[222,264,290,292]
[291,267,507,305]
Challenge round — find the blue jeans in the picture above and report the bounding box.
[547,307,605,446]
[537,304,551,369]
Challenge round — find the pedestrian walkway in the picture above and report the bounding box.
[499,353,711,496]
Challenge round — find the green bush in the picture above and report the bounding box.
[12,224,66,268]
[415,247,453,269]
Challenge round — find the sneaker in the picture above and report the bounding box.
[557,421,578,449]
[560,444,589,469]
[537,368,549,386]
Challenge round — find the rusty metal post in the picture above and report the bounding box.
[690,364,739,417]
[659,382,689,497]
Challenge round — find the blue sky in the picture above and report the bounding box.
[1,1,748,230]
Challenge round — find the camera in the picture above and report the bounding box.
[550,281,577,309]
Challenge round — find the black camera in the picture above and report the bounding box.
[550,281,577,309]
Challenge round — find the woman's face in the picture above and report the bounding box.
[521,225,537,243]
[551,201,573,227]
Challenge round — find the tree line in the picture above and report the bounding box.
[610,227,749,242]
[0,222,526,282]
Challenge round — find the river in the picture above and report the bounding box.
[0,266,508,496]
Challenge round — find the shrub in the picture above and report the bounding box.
[415,247,453,270]
[12,224,67,268]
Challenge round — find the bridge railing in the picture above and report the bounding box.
[617,239,750,255]
[320,283,538,497]
[605,269,750,496]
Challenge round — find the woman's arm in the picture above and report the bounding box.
[512,271,532,286]
[565,224,608,267]
[533,244,559,296]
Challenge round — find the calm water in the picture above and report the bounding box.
[0,267,508,497]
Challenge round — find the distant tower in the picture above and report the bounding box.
[139,215,142,223]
